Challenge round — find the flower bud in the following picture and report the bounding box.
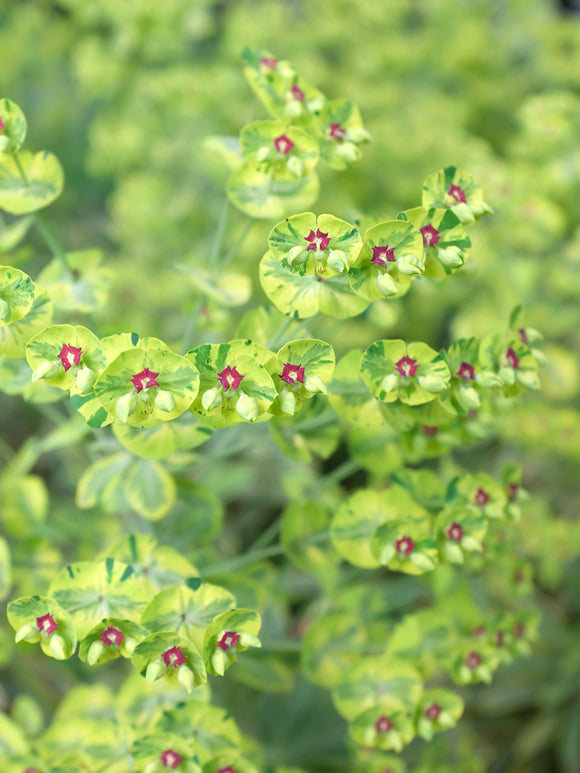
[32,360,60,381]
[286,155,304,177]
[15,622,38,643]
[531,347,546,365]
[475,370,503,388]
[278,389,297,415]
[388,729,403,753]
[410,552,436,572]
[498,366,516,385]
[379,544,396,565]
[155,389,176,412]
[449,201,475,224]
[287,245,308,266]
[418,717,434,741]
[0,298,10,322]
[483,503,504,520]
[0,135,10,153]
[235,393,259,422]
[122,636,138,656]
[239,632,261,648]
[146,658,165,683]
[397,256,422,276]
[177,664,195,693]
[375,272,398,296]
[475,664,492,683]
[75,367,96,395]
[461,536,483,553]
[381,372,399,393]
[444,542,464,564]
[437,245,464,267]
[284,99,303,119]
[516,370,540,390]
[48,633,67,660]
[327,249,348,273]
[255,146,272,162]
[211,648,227,676]
[334,141,360,164]
[87,640,106,665]
[418,374,447,393]
[304,375,327,395]
[345,127,372,143]
[457,385,480,411]
[115,392,137,422]
[201,386,222,411]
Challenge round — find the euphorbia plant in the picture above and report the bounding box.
[0,51,544,773]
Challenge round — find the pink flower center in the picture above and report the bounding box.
[425,702,441,720]
[58,343,82,371]
[25,769,40,773]
[260,57,277,69]
[36,613,58,635]
[371,244,395,266]
[395,536,415,555]
[162,646,186,668]
[508,483,518,501]
[495,630,505,647]
[274,134,294,154]
[291,84,305,101]
[472,625,486,637]
[474,487,489,506]
[518,327,528,344]
[217,631,240,652]
[131,367,160,392]
[506,347,520,369]
[160,749,182,769]
[421,425,439,436]
[279,362,305,386]
[218,768,237,773]
[100,626,124,647]
[217,365,244,391]
[395,356,418,378]
[457,361,475,381]
[305,229,330,251]
[0,117,5,132]
[375,715,393,733]
[514,622,526,638]
[420,223,440,246]
[448,184,467,203]
[466,651,482,669]
[447,522,464,541]
[328,122,346,141]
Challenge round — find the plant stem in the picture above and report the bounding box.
[221,217,254,269]
[33,212,75,282]
[319,458,361,489]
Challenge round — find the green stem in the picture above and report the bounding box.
[221,217,254,269]
[33,212,74,282]
[319,458,361,489]
[266,314,293,350]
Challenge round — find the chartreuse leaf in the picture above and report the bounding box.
[231,650,295,693]
[260,250,369,319]
[75,452,132,511]
[415,689,464,741]
[446,472,507,520]
[327,348,384,429]
[0,283,52,357]
[104,534,198,592]
[100,332,171,365]
[269,393,340,461]
[479,332,541,396]
[156,479,223,545]
[113,412,212,460]
[349,705,415,752]
[131,733,201,773]
[269,337,335,415]
[436,507,489,564]
[331,489,389,569]
[422,165,493,224]
[78,617,149,666]
[203,608,261,676]
[281,501,339,579]
[0,712,28,755]
[0,265,35,325]
[155,701,241,764]
[37,248,113,313]
[314,99,371,170]
[0,473,48,536]
[48,559,149,639]
[302,611,369,688]
[0,212,33,252]
[332,657,422,720]
[132,631,206,691]
[141,583,236,649]
[392,468,446,512]
[398,206,471,279]
[348,422,403,477]
[0,537,11,601]
[240,120,320,174]
[0,150,64,214]
[7,596,76,659]
[124,458,176,521]
[349,220,424,300]
[361,339,451,406]
[0,98,27,152]
[94,346,199,429]
[204,755,260,773]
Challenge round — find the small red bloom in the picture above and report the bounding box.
[328,122,346,141]
[395,536,415,555]
[425,702,441,721]
[279,362,305,386]
[162,646,186,668]
[395,356,418,378]
[131,367,159,392]
[472,625,486,637]
[447,522,464,541]
[100,626,124,647]
[160,749,182,769]
[466,651,482,669]
[217,365,244,391]
[495,630,505,647]
[508,482,518,501]
[513,622,526,638]
[218,768,237,773]
[260,57,277,68]
[474,487,489,506]
[448,184,467,203]
[518,327,528,344]
[421,425,439,437]
[0,117,5,132]
[305,229,330,251]
[420,223,440,246]
[58,343,82,371]
[217,631,240,652]
[506,347,520,369]
[371,244,395,266]
[291,84,305,101]
[274,134,294,154]
[457,361,475,381]
[375,715,393,733]
[36,613,58,635]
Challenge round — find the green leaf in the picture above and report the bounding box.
[124,458,176,521]
[7,595,77,659]
[0,474,48,536]
[37,249,113,313]
[228,160,319,219]
[269,393,340,461]
[0,150,64,214]
[332,658,422,719]
[75,452,132,510]
[0,99,27,153]
[302,611,369,688]
[422,166,492,223]
[0,284,52,357]
[0,265,35,325]
[398,206,471,279]
[328,348,384,429]
[281,501,339,578]
[331,489,389,568]
[0,537,12,601]
[230,651,295,693]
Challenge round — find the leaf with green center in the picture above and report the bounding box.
[152,701,239,764]
[132,631,206,692]
[140,583,236,649]
[332,658,422,720]
[260,250,369,319]
[273,338,335,397]
[227,160,320,219]
[75,452,132,511]
[349,220,423,300]
[100,332,171,364]
[175,264,252,308]
[348,423,403,476]
[269,393,340,461]
[0,473,48,537]
[392,469,446,513]
[281,501,339,580]
[0,284,52,357]
[94,347,199,428]
[398,206,471,278]
[331,489,390,568]
[479,333,540,397]
[0,150,64,214]
[302,610,369,688]
[78,618,149,666]
[240,120,320,173]
[446,472,507,519]
[156,480,223,546]
[113,412,213,460]
[37,249,113,313]
[327,349,384,429]
[349,706,415,752]
[123,458,177,521]
[229,650,296,694]
[7,595,77,659]
[48,559,149,639]
[415,688,464,740]
[422,166,493,224]
[0,99,27,152]
[314,99,370,170]
[0,212,33,252]
[204,755,260,773]
[0,265,35,325]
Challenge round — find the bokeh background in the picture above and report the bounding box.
[1,0,580,771]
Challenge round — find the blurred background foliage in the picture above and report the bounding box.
[1,0,580,771]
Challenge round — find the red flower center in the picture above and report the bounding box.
[421,425,439,436]
[495,630,505,647]
[100,626,124,647]
[508,482,518,501]
[395,536,415,555]
[0,117,5,132]
[274,134,294,155]
[217,365,244,391]
[457,361,475,381]
[474,487,489,506]
[328,122,346,141]
[260,57,277,68]
[375,715,393,733]
[514,622,526,638]
[36,613,58,635]
[161,646,186,668]
[518,327,528,344]
[218,768,237,773]
[506,347,520,369]
[447,522,464,541]
[425,702,442,720]
[305,229,330,251]
[131,367,160,392]
[371,244,396,266]
[217,631,240,652]
[279,362,305,386]
[420,223,440,246]
[466,651,482,669]
[58,343,82,371]
[448,183,467,203]
[395,356,418,378]
[291,84,305,101]
[160,749,182,769]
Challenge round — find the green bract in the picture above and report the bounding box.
[0,276,52,357]
[397,206,471,279]
[203,608,262,676]
[240,120,320,175]
[131,631,206,692]
[268,338,335,415]
[7,596,77,660]
[0,265,35,325]
[0,98,27,153]
[0,150,64,214]
[314,99,371,170]
[422,166,493,224]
